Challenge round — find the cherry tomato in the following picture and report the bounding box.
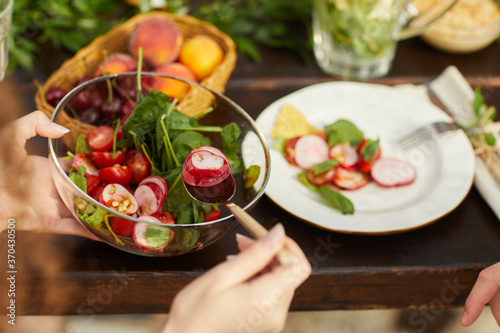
[284,137,300,166]
[89,184,106,201]
[109,217,134,238]
[124,149,152,184]
[157,211,176,225]
[87,125,115,152]
[203,207,221,222]
[84,174,100,194]
[90,151,126,169]
[99,165,133,185]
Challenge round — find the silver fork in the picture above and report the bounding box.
[397,121,484,150]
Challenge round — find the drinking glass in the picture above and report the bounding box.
[312,0,458,80]
[0,0,13,81]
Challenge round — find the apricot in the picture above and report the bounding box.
[95,53,137,76]
[152,62,197,100]
[178,35,224,81]
[129,18,183,67]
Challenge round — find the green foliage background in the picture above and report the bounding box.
[8,0,313,73]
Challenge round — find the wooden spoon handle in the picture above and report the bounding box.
[226,203,298,265]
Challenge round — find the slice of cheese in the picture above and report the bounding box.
[270,103,321,139]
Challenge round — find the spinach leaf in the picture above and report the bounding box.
[360,139,380,161]
[312,160,339,175]
[168,110,199,141]
[222,122,245,173]
[122,90,171,137]
[171,131,211,163]
[317,186,354,215]
[174,228,200,248]
[176,206,196,225]
[297,170,318,191]
[324,119,364,147]
[297,171,354,214]
[165,182,195,221]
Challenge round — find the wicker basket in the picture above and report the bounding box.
[35,11,237,147]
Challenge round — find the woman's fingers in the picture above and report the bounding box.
[235,231,312,289]
[194,223,287,293]
[235,233,255,251]
[16,110,69,139]
[491,292,500,326]
[461,263,500,326]
[4,111,69,153]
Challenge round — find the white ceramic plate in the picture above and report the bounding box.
[255,82,475,234]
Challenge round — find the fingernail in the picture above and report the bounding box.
[226,254,237,261]
[460,311,467,326]
[51,122,70,134]
[262,223,285,246]
[235,233,250,242]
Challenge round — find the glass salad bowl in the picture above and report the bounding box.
[48,72,270,257]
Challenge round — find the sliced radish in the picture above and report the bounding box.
[191,146,229,162]
[135,183,165,216]
[182,149,231,187]
[138,176,168,198]
[329,143,358,170]
[306,167,337,186]
[73,152,99,176]
[371,158,417,188]
[100,183,138,215]
[294,134,329,170]
[333,168,370,190]
[133,215,174,251]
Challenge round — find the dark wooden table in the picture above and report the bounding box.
[3,37,500,316]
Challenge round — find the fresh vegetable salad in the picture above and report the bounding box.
[275,117,416,215]
[64,77,250,252]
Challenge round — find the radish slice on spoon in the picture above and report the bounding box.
[182,149,231,187]
[191,146,229,162]
[371,158,416,187]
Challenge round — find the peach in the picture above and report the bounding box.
[129,18,183,67]
[152,62,197,100]
[95,53,137,76]
[178,35,224,81]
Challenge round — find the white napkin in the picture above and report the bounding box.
[396,66,500,221]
